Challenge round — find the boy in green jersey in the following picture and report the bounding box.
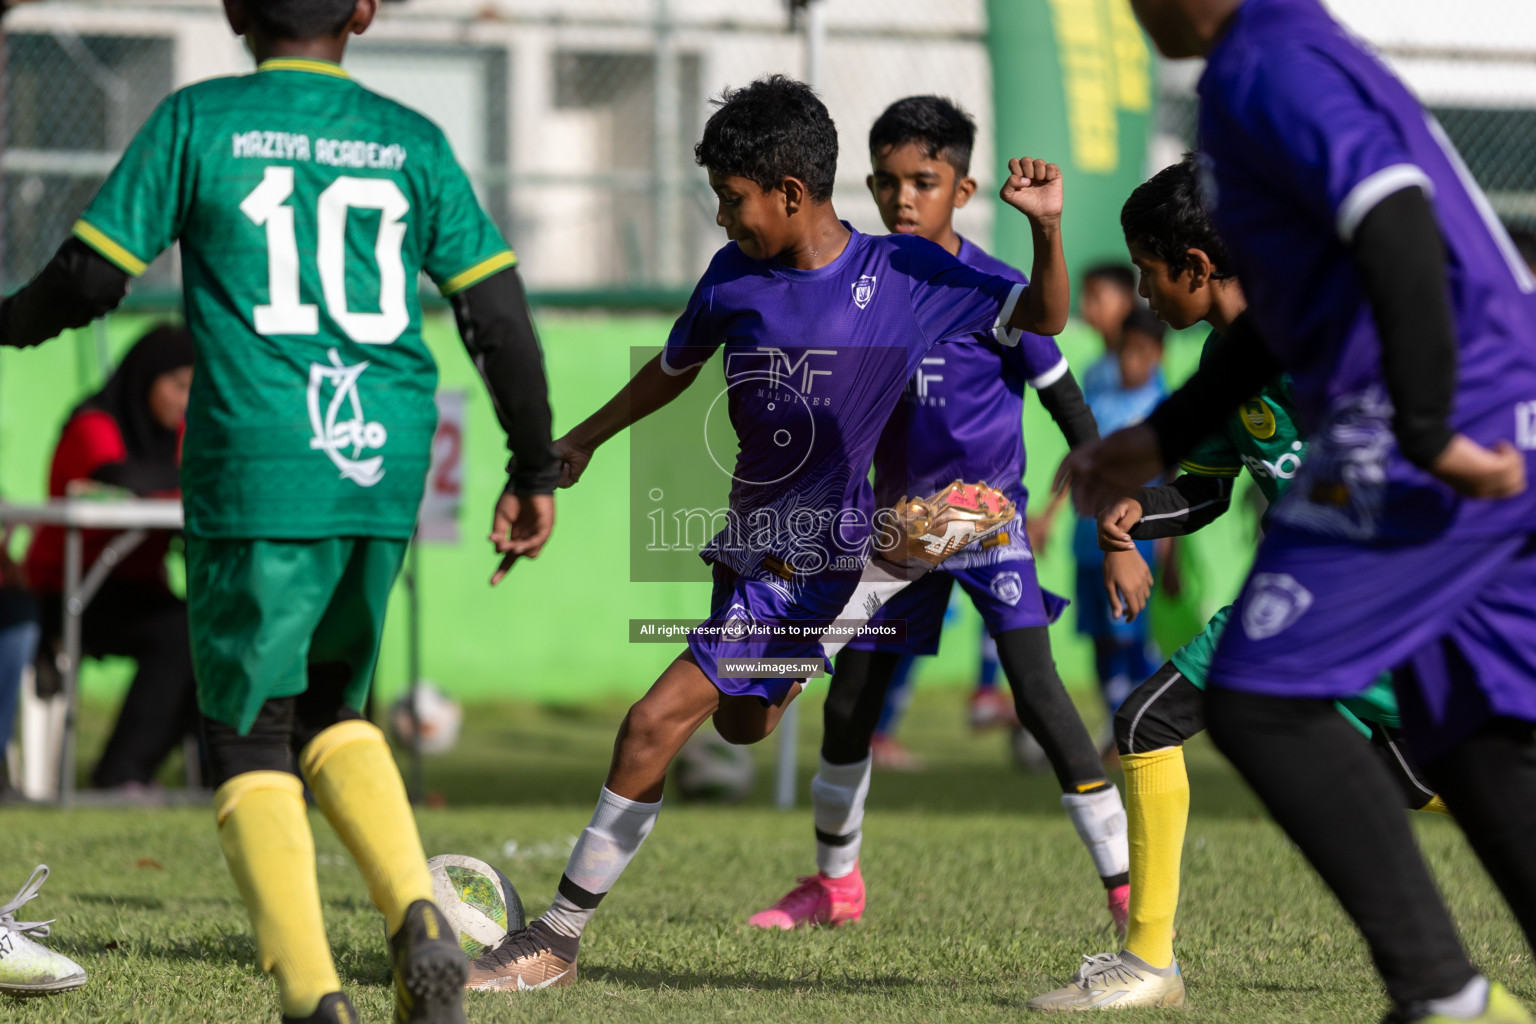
[0,2,559,1021]
[1029,157,1442,1013]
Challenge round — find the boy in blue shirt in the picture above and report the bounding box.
[465,75,1072,992]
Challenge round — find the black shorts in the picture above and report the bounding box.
[1115,662,1205,755]
[1114,661,1438,810]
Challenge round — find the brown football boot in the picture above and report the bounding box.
[464,924,576,992]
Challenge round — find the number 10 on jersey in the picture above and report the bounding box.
[240,165,410,345]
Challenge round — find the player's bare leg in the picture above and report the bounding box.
[604,652,725,802]
[467,653,804,992]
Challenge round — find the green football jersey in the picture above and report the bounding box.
[1175,330,1305,505]
[75,57,515,539]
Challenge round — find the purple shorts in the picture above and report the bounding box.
[1209,524,1536,760]
[846,559,1068,656]
[687,563,859,704]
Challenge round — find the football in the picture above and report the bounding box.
[426,854,525,958]
[672,729,756,802]
[389,681,464,755]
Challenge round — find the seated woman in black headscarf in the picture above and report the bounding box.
[25,324,196,792]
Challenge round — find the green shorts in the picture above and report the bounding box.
[187,536,408,734]
[1168,603,1400,735]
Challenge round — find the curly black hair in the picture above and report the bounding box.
[1121,154,1232,279]
[695,75,838,202]
[246,0,357,40]
[867,95,976,175]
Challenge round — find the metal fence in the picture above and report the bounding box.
[1152,0,1536,234]
[0,0,994,299]
[3,0,1535,300]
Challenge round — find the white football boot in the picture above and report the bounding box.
[0,865,87,995]
[1027,951,1185,1012]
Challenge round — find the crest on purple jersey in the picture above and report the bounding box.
[990,570,1024,606]
[852,274,876,309]
[1241,573,1314,640]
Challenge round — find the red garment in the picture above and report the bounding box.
[25,409,177,594]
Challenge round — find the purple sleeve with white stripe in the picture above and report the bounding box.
[1246,49,1431,242]
[895,236,1024,356]
[1009,331,1069,390]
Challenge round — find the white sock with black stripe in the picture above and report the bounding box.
[538,786,660,952]
[811,755,872,878]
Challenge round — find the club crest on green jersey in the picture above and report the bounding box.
[308,349,388,487]
[1241,399,1277,439]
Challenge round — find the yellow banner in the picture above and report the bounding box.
[1048,0,1151,173]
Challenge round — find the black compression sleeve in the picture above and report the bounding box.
[1127,474,1233,540]
[0,238,131,349]
[1144,313,1281,467]
[1034,369,1099,450]
[1351,187,1457,468]
[450,267,559,494]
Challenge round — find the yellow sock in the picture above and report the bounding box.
[300,720,434,937]
[1121,746,1190,970]
[215,771,341,1018]
[1419,795,1451,816]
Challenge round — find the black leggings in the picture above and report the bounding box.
[201,663,362,788]
[824,626,1105,791]
[1206,688,1476,1007]
[1420,717,1536,956]
[42,579,199,788]
[1116,662,1438,810]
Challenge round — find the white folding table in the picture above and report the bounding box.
[0,498,184,805]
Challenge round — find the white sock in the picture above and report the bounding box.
[539,786,661,940]
[820,559,922,659]
[811,755,872,878]
[1061,784,1130,882]
[1424,975,1490,1019]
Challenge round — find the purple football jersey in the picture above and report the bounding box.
[663,226,1023,579]
[869,237,1067,511]
[1198,0,1536,541]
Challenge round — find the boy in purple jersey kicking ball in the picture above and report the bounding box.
[464,75,1072,992]
[745,95,1133,937]
[1064,1,1536,1020]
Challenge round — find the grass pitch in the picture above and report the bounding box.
[3,687,1530,1023]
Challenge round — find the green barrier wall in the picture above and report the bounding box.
[987,0,1156,277]
[0,313,1255,705]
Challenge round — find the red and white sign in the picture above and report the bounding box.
[418,389,466,542]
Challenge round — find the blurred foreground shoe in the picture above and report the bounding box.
[391,899,466,1022]
[1384,982,1535,1024]
[0,865,87,996]
[1027,951,1184,1012]
[282,992,359,1024]
[748,863,865,930]
[878,480,1016,570]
